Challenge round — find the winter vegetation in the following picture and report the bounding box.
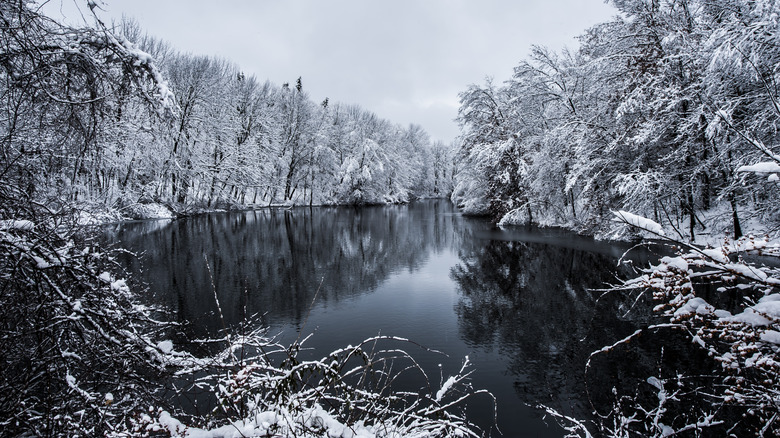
[6,0,780,435]
[452,0,780,244]
[3,3,455,223]
[0,1,475,436]
[450,0,780,435]
[550,215,780,436]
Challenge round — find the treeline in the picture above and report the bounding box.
[453,0,780,240]
[3,8,454,219]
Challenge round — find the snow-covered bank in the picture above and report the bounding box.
[125,202,176,220]
[74,202,175,225]
[492,198,774,248]
[79,196,454,226]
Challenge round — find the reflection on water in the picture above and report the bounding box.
[451,230,660,429]
[108,202,458,336]
[106,200,664,436]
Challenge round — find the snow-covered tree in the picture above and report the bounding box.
[454,0,780,240]
[0,2,177,434]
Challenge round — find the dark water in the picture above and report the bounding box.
[105,200,663,436]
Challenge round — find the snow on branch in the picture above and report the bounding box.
[737,161,780,174]
[608,231,780,435]
[612,210,665,236]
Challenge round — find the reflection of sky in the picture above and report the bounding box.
[274,250,463,355]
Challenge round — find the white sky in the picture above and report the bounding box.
[41,0,617,143]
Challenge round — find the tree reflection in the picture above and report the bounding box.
[451,230,661,422]
[106,200,458,338]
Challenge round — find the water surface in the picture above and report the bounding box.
[107,200,661,436]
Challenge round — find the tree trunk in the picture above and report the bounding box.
[688,192,696,241]
[730,194,743,239]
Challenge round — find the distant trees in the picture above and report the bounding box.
[2,6,450,220]
[453,0,780,240]
[422,140,455,197]
[86,26,451,213]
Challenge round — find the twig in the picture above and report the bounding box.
[204,254,233,362]
[295,276,324,347]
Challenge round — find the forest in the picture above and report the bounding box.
[452,0,780,244]
[2,3,454,223]
[1,0,780,436]
[0,1,472,436]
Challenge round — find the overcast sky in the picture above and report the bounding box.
[43,0,617,143]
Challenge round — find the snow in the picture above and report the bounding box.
[613,211,665,236]
[150,405,434,438]
[76,209,123,225]
[724,263,768,282]
[110,279,129,293]
[32,255,51,268]
[660,256,689,272]
[702,248,730,264]
[714,309,732,318]
[760,330,780,345]
[736,161,780,174]
[0,219,34,231]
[498,207,531,227]
[673,297,714,317]
[647,376,663,391]
[157,340,174,354]
[127,203,175,220]
[723,294,780,326]
[436,375,458,402]
[762,294,780,302]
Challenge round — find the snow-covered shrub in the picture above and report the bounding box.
[617,236,779,435]
[0,183,177,436]
[560,212,780,437]
[0,3,185,433]
[126,325,492,437]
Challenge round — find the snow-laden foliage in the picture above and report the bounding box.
[0,4,184,434]
[1,3,453,222]
[546,211,780,436]
[0,185,177,435]
[612,211,665,237]
[472,2,780,431]
[122,331,490,438]
[453,0,780,241]
[614,234,780,436]
[132,47,452,212]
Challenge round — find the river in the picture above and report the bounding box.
[105,199,664,436]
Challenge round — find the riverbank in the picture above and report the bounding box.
[78,195,452,226]
[494,199,771,248]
